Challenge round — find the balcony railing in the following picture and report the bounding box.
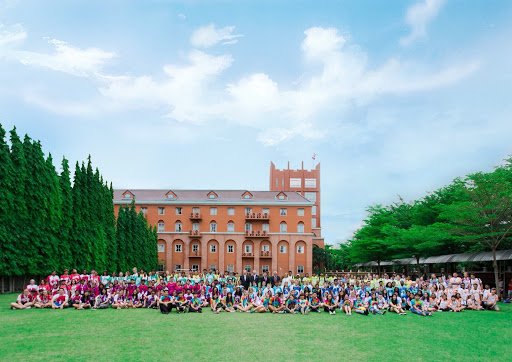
[189,230,202,237]
[245,230,268,238]
[190,250,201,257]
[189,212,202,220]
[260,251,272,258]
[242,252,254,258]
[245,212,270,220]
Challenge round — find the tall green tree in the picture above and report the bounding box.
[0,125,15,273]
[58,157,73,270]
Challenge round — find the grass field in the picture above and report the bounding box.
[0,293,511,361]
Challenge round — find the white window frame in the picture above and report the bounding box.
[262,245,270,252]
[193,222,200,231]
[312,206,316,215]
[175,207,182,215]
[192,244,199,252]
[305,178,316,188]
[279,245,287,253]
[262,208,269,215]
[245,223,252,232]
[158,207,165,215]
[312,218,317,228]
[245,208,252,214]
[227,207,235,215]
[280,208,287,216]
[262,265,269,273]
[290,178,301,188]
[244,265,252,273]
[297,245,304,254]
[227,222,235,233]
[157,244,165,252]
[280,223,287,233]
[209,264,217,271]
[193,207,200,214]
[244,245,252,253]
[297,208,304,216]
[210,244,217,253]
[210,207,217,215]
[158,222,165,232]
[297,223,304,233]
[210,223,217,232]
[304,192,316,202]
[227,264,234,272]
[262,223,269,232]
[175,244,182,252]
[175,222,182,232]
[297,265,304,274]
[227,245,234,253]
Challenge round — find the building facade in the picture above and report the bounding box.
[269,161,324,248]
[113,189,315,275]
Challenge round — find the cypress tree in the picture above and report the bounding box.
[104,182,117,272]
[44,153,63,273]
[58,157,73,270]
[0,124,15,274]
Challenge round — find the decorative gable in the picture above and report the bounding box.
[165,190,177,200]
[207,191,218,200]
[123,190,134,199]
[241,191,253,200]
[276,191,287,201]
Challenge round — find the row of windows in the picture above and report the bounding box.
[158,244,305,254]
[166,264,306,274]
[149,206,312,216]
[157,221,307,233]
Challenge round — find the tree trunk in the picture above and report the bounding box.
[415,255,421,279]
[377,260,381,277]
[492,247,500,299]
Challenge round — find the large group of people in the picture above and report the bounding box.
[10,268,503,315]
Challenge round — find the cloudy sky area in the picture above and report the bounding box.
[1,0,511,245]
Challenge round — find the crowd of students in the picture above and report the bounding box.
[10,268,503,316]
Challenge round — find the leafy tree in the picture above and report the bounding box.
[58,157,73,270]
[0,125,14,273]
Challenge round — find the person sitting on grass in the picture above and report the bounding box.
[411,294,432,316]
[309,292,322,313]
[368,294,385,315]
[353,295,369,316]
[269,292,285,314]
[211,293,225,314]
[283,294,297,314]
[71,290,84,309]
[389,294,406,315]
[483,288,500,311]
[51,288,69,309]
[341,294,352,315]
[175,291,189,313]
[93,288,111,310]
[224,292,236,312]
[34,289,52,309]
[296,293,309,314]
[188,292,202,313]
[11,289,34,310]
[143,290,157,309]
[112,290,127,310]
[323,293,338,315]
[253,292,270,313]
[467,294,484,311]
[158,289,172,314]
[238,290,253,313]
[377,293,388,315]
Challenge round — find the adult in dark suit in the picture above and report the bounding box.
[240,270,250,290]
[271,271,281,287]
[250,270,259,287]
[260,272,270,287]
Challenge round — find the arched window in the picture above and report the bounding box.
[227,221,235,233]
[297,222,304,233]
[280,221,287,233]
[175,220,182,232]
[210,221,217,232]
[158,220,165,232]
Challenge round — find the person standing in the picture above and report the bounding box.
[271,271,281,287]
[240,270,250,290]
[250,270,259,288]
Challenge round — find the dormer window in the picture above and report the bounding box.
[207,191,218,200]
[167,194,174,199]
[123,191,133,199]
[165,190,177,200]
[241,191,253,200]
[276,192,287,200]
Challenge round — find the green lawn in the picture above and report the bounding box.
[1,293,511,361]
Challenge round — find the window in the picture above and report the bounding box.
[141,207,147,214]
[262,245,270,252]
[192,244,199,252]
[210,207,217,215]
[312,218,317,228]
[227,264,234,272]
[262,223,269,232]
[305,178,317,188]
[298,208,304,216]
[175,244,182,252]
[158,207,165,215]
[280,208,287,216]
[245,223,252,232]
[210,222,217,232]
[297,223,304,233]
[227,245,234,253]
[191,264,199,271]
[304,192,316,202]
[262,208,269,215]
[278,195,285,200]
[123,193,132,199]
[245,208,252,214]
[167,194,175,199]
[312,206,316,215]
[244,265,252,273]
[243,194,251,199]
[262,265,269,273]
[282,178,284,187]
[280,222,287,233]
[228,207,235,215]
[157,264,164,272]
[244,245,252,253]
[210,244,217,253]
[192,222,199,231]
[297,245,304,253]
[175,222,182,232]
[227,222,234,232]
[209,264,217,271]
[290,178,301,188]
[280,245,287,253]
[158,221,165,232]
[157,244,165,252]
[208,194,216,199]
[297,265,304,274]
[193,207,199,214]
[175,207,182,215]
[276,178,278,187]
[174,264,182,270]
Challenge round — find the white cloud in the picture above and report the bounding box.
[190,24,243,48]
[12,38,116,76]
[0,23,26,46]
[257,123,325,146]
[401,0,445,46]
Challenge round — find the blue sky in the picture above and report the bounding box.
[1,0,511,245]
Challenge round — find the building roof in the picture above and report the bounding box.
[113,189,313,205]
[355,249,512,267]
